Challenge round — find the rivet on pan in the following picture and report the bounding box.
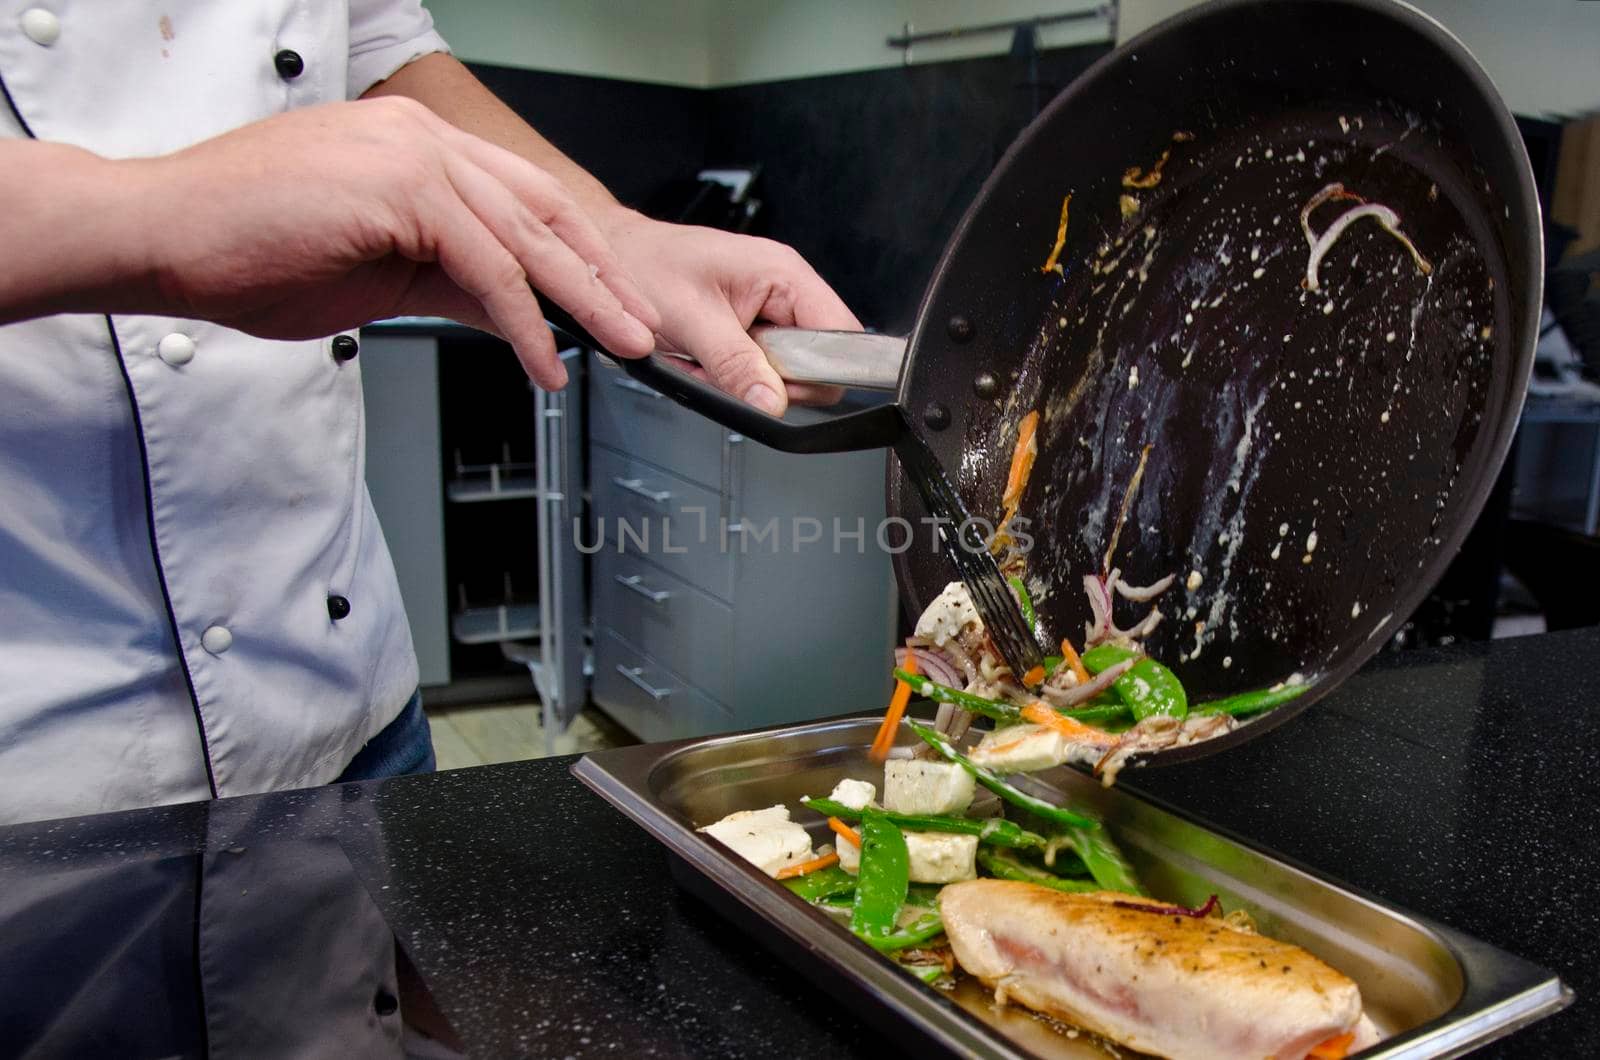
[923,402,952,431]
[947,315,974,343]
[973,371,999,399]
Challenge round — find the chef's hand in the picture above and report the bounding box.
[596,211,860,415]
[362,52,862,414]
[0,97,658,389]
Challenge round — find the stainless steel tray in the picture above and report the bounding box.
[573,716,1571,1058]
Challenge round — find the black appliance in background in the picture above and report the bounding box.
[641,166,764,231]
[1392,117,1595,650]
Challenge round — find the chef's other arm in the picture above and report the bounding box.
[364,52,857,415]
[0,100,658,389]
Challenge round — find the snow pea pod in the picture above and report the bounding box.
[781,864,857,902]
[849,811,909,942]
[860,911,946,953]
[1081,644,1187,721]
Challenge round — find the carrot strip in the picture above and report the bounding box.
[1308,1032,1355,1059]
[868,652,919,761]
[1022,665,1046,689]
[1002,411,1040,511]
[1121,147,1172,189]
[774,850,841,879]
[1059,637,1092,685]
[828,817,862,848]
[1020,702,1119,747]
[1040,193,1072,275]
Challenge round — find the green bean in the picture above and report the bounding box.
[906,720,1099,830]
[1193,682,1309,717]
[977,848,1101,893]
[801,797,1047,850]
[1007,575,1038,635]
[1081,644,1188,721]
[893,669,1019,723]
[898,960,948,985]
[1060,821,1146,896]
[850,811,909,942]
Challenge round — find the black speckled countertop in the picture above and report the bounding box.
[2,627,1596,1057]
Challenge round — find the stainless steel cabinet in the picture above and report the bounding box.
[586,353,897,740]
[364,330,898,745]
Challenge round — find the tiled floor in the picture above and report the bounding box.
[426,701,633,770]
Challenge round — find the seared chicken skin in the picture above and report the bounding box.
[940,880,1363,1060]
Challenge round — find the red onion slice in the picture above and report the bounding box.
[1083,574,1114,645]
[1115,573,1175,603]
[1111,894,1220,919]
[1038,658,1133,706]
[894,646,964,690]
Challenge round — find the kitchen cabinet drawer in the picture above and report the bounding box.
[587,357,727,490]
[593,550,735,706]
[592,627,733,742]
[590,446,734,601]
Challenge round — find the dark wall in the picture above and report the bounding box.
[464,62,707,210]
[705,45,1109,333]
[466,44,1112,331]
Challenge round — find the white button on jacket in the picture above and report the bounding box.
[157,332,196,366]
[0,1,449,825]
[18,8,58,47]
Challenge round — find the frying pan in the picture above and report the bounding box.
[609,0,1541,766]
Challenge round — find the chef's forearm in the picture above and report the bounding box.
[0,140,160,323]
[362,52,633,230]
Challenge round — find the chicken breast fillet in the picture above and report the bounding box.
[939,880,1362,1060]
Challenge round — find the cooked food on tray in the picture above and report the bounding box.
[892,412,1312,784]
[942,881,1381,1060]
[698,758,1382,1059]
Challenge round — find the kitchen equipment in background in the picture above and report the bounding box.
[585,353,897,743]
[643,165,764,232]
[362,325,901,743]
[573,715,1572,1058]
[599,0,1541,768]
[447,444,538,503]
[451,576,538,646]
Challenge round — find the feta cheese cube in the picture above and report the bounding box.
[697,805,813,878]
[905,831,978,883]
[836,827,977,884]
[913,581,981,645]
[969,723,1078,773]
[838,832,860,875]
[883,759,975,816]
[827,778,877,811]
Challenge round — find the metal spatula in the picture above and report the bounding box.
[754,327,1044,680]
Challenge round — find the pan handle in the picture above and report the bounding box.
[750,326,905,391]
[617,350,906,454]
[545,306,908,453]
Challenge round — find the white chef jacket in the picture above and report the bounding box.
[0,1,449,825]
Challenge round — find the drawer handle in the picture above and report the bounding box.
[615,573,671,604]
[616,664,672,700]
[611,377,663,399]
[612,476,672,504]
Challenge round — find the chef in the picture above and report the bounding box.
[0,1,860,825]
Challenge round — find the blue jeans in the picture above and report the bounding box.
[335,688,436,782]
